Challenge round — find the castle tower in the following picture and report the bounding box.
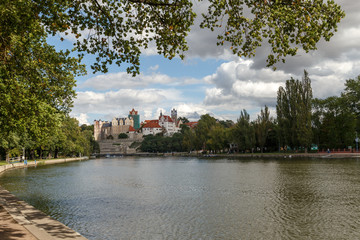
[171,108,177,125]
[94,120,103,141]
[128,108,140,130]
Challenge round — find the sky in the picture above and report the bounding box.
[53,1,360,125]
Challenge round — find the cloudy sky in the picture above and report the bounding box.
[55,1,360,125]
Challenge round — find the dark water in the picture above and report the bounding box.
[1,157,360,239]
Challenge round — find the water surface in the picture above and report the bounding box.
[1,157,360,239]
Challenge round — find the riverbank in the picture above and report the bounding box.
[0,157,88,240]
[121,152,360,159]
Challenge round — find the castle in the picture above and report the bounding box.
[142,109,182,136]
[94,109,140,141]
[94,108,182,141]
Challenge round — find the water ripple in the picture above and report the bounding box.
[2,158,360,239]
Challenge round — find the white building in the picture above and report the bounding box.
[142,120,163,135]
[142,109,182,136]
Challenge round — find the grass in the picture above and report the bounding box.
[0,159,46,166]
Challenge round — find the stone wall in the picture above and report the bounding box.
[98,137,143,155]
[0,157,88,174]
[111,125,130,137]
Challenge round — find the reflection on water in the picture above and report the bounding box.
[1,157,360,239]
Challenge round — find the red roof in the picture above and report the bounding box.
[160,115,173,122]
[185,122,198,128]
[129,108,138,115]
[129,125,136,132]
[143,120,162,129]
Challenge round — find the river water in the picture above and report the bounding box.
[1,157,360,239]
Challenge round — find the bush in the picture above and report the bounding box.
[118,133,128,139]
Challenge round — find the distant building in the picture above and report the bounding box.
[142,109,182,136]
[142,120,163,135]
[129,108,140,130]
[94,109,140,141]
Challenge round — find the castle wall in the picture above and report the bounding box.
[98,135,143,155]
[111,125,130,137]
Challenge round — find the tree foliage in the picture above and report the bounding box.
[0,1,85,161]
[140,133,184,152]
[276,70,312,149]
[343,75,360,117]
[194,114,217,150]
[201,0,344,69]
[254,106,272,153]
[312,95,356,149]
[118,133,129,139]
[232,110,255,152]
[207,124,226,153]
[1,0,345,75]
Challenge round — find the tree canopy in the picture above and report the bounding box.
[0,1,85,161]
[277,70,312,149]
[1,0,345,75]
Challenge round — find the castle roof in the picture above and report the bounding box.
[160,115,173,122]
[185,122,198,128]
[129,108,138,115]
[143,120,162,129]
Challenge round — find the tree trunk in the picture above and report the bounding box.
[5,150,10,163]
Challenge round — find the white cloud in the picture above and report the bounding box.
[148,64,159,71]
[70,113,90,125]
[80,72,175,90]
[79,70,205,91]
[72,88,183,120]
[202,59,289,111]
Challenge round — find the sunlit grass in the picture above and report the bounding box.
[0,161,8,166]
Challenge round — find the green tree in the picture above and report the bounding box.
[140,133,184,153]
[178,117,190,124]
[201,0,344,69]
[343,75,360,115]
[1,0,344,75]
[0,132,20,162]
[232,110,255,152]
[194,114,217,151]
[207,124,226,153]
[0,2,85,161]
[182,127,196,152]
[342,75,360,133]
[312,96,356,150]
[57,117,89,157]
[118,133,129,139]
[218,120,235,129]
[254,106,272,153]
[276,70,312,151]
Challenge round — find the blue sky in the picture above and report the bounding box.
[50,1,360,125]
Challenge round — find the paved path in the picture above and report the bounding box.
[0,205,37,240]
[0,158,88,240]
[0,186,87,240]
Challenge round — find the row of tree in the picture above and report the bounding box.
[0,116,99,162]
[141,72,360,154]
